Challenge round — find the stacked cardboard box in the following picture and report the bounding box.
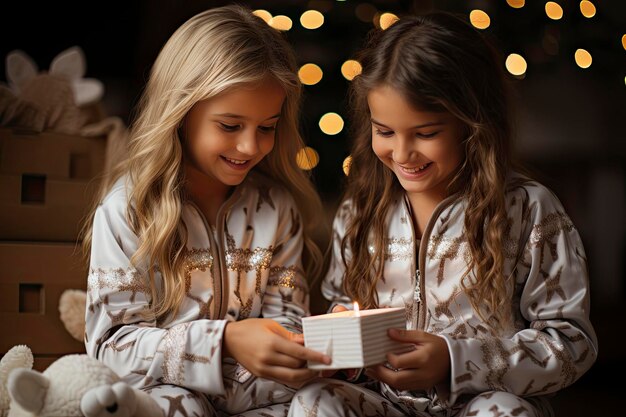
[0,128,105,370]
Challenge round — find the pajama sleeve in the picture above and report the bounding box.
[321,200,355,312]
[85,184,227,395]
[262,190,309,333]
[441,184,598,405]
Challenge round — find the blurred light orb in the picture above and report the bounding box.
[319,113,344,135]
[579,1,596,18]
[469,10,491,30]
[545,2,564,20]
[356,3,377,23]
[252,10,272,23]
[622,34,626,51]
[575,49,592,68]
[505,53,527,76]
[379,13,399,30]
[296,147,320,170]
[342,156,352,176]
[270,15,292,31]
[301,10,324,29]
[506,0,525,8]
[299,64,323,85]
[341,60,362,81]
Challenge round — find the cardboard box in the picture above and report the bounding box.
[302,307,410,370]
[0,174,99,241]
[0,128,106,180]
[0,242,87,360]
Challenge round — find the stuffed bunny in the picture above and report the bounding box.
[2,46,104,133]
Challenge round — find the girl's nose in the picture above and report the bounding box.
[393,136,415,164]
[236,130,260,155]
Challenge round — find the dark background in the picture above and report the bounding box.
[2,1,624,414]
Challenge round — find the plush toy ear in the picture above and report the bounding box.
[7,368,49,413]
[6,50,38,94]
[50,46,104,106]
[49,46,85,80]
[72,78,104,106]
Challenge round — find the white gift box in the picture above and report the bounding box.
[302,307,410,370]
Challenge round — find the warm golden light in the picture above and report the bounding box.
[342,156,352,176]
[356,3,377,23]
[353,301,360,315]
[545,2,564,20]
[469,10,491,30]
[301,10,324,29]
[270,15,292,31]
[252,9,272,23]
[298,63,323,85]
[341,60,362,81]
[575,49,592,68]
[296,147,320,170]
[379,12,399,30]
[622,34,626,51]
[505,53,528,76]
[580,1,596,18]
[319,112,344,135]
[506,0,525,8]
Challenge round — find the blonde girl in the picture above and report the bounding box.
[82,5,330,417]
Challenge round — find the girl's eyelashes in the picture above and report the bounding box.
[218,122,277,133]
[374,128,440,139]
[416,131,439,139]
[375,129,394,138]
[219,122,241,132]
[258,125,277,133]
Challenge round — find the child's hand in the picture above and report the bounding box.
[223,318,331,388]
[364,328,450,391]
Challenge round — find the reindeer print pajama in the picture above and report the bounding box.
[302,175,598,417]
[85,173,309,416]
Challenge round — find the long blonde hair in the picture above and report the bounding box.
[82,5,323,322]
[343,13,514,327]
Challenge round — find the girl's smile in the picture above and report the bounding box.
[368,84,464,203]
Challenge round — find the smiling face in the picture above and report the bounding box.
[368,85,465,204]
[182,78,286,193]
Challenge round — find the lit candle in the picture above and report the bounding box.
[353,301,360,316]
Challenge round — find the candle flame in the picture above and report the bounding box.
[353,302,360,314]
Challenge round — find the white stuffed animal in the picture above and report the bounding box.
[0,346,163,417]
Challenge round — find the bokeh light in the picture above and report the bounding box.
[296,147,320,170]
[298,63,323,85]
[342,156,352,176]
[379,13,399,30]
[252,9,272,23]
[469,10,491,30]
[505,53,528,76]
[319,113,344,135]
[575,49,592,68]
[301,10,324,29]
[580,1,596,18]
[341,60,362,81]
[506,0,525,8]
[545,2,564,20]
[270,15,292,31]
